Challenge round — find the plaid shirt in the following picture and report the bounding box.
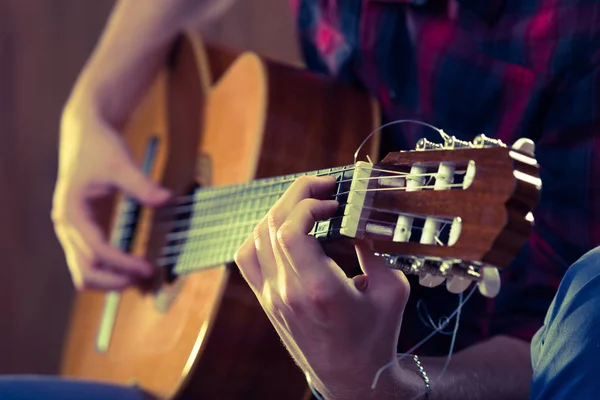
[290,0,600,356]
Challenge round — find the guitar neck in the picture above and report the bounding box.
[162,164,356,275]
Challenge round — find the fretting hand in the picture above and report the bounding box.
[234,175,412,398]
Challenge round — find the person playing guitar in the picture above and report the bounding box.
[31,0,600,399]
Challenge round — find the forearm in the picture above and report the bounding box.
[321,335,532,400]
[406,335,532,400]
[66,0,222,126]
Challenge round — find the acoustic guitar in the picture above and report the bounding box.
[60,31,541,400]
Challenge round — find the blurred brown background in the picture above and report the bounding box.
[0,0,298,375]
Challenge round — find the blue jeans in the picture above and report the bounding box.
[530,246,600,399]
[0,375,151,400]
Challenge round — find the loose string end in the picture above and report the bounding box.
[353,119,446,164]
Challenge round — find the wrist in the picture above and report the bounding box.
[65,78,128,129]
[63,76,134,132]
[312,360,425,400]
[62,92,103,129]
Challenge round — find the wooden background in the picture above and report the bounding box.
[0,0,298,375]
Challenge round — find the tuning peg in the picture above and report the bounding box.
[446,275,472,294]
[511,137,536,156]
[419,274,445,288]
[477,266,501,298]
[473,134,506,148]
[415,138,444,151]
[444,136,473,149]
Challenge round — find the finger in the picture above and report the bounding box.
[235,231,302,334]
[61,237,134,291]
[250,221,305,319]
[268,216,300,288]
[78,268,135,291]
[354,239,393,278]
[253,216,280,281]
[276,198,341,280]
[64,198,154,277]
[112,157,171,206]
[284,175,337,204]
[270,230,306,313]
[234,234,264,291]
[266,176,337,278]
[268,175,337,231]
[354,239,409,302]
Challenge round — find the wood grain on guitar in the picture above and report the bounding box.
[60,31,540,400]
[60,31,378,400]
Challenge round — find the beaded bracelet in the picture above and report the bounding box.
[412,355,431,399]
[306,355,431,399]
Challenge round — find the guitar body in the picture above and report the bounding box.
[60,32,380,399]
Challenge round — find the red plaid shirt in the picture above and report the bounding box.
[290,0,600,355]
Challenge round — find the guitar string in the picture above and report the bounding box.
[112,170,436,239]
[142,182,460,239]
[353,118,449,164]
[167,181,462,220]
[165,164,425,205]
[121,120,468,400]
[121,172,458,235]
[201,120,457,398]
[120,164,457,214]
[144,165,356,209]
[160,214,451,257]
[183,111,472,208]
[154,170,446,218]
[115,167,463,269]
[163,221,451,269]
[179,118,462,398]
[114,132,463,268]
[158,204,453,245]
[160,179,457,241]
[116,185,456,248]
[114,177,459,265]
[370,286,476,397]
[160,216,452,268]
[310,119,457,400]
[113,167,404,220]
[417,298,456,335]
[112,169,445,240]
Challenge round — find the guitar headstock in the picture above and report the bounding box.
[340,134,540,298]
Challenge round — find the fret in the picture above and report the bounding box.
[172,165,355,275]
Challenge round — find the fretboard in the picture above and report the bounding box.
[162,164,356,275]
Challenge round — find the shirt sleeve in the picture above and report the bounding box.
[530,247,600,399]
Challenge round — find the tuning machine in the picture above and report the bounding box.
[415,138,444,151]
[443,136,473,149]
[415,132,510,151]
[383,255,501,298]
[414,135,476,151]
[473,134,506,148]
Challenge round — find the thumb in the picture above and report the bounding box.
[354,238,392,278]
[113,159,171,206]
[354,239,409,295]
